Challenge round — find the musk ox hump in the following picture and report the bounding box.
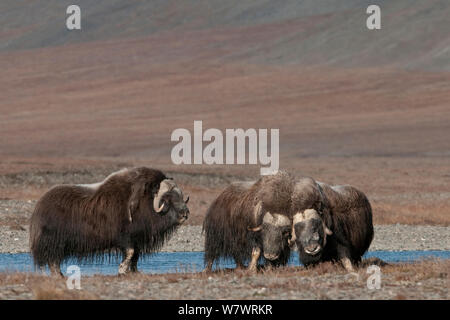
[291,177,324,211]
[77,168,129,190]
[255,170,294,213]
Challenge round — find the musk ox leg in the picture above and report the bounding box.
[337,245,355,272]
[130,250,140,273]
[203,261,213,273]
[232,254,245,270]
[341,257,354,272]
[118,248,134,275]
[235,261,245,270]
[248,247,261,272]
[49,262,63,277]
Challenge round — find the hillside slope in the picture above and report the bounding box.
[1,0,449,70]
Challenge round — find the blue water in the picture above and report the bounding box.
[0,251,448,276]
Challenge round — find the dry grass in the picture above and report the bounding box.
[382,259,449,281]
[0,260,448,299]
[1,155,450,226]
[32,283,99,300]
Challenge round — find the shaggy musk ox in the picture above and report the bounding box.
[30,167,189,276]
[203,171,294,271]
[290,177,373,271]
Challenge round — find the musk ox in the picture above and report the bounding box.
[30,167,190,276]
[290,177,373,271]
[203,171,294,272]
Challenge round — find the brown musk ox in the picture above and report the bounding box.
[203,171,295,272]
[29,167,190,276]
[289,177,373,271]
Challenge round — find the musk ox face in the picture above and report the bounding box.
[291,209,332,263]
[153,179,190,225]
[251,212,292,261]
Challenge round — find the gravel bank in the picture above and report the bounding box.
[1,260,448,300]
[1,225,449,254]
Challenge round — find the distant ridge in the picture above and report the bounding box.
[1,0,449,70]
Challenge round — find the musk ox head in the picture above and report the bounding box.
[152,179,190,225]
[289,178,332,263]
[248,205,293,262]
[290,209,332,263]
[248,171,295,261]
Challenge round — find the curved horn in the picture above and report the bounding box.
[184,196,189,204]
[252,200,263,223]
[248,201,264,232]
[248,225,262,232]
[153,179,174,213]
[324,224,333,236]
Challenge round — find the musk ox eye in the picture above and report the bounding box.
[283,231,291,239]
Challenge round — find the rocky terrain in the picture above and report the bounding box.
[0,260,448,300]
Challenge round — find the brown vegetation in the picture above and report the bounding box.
[0,260,447,299]
[0,2,449,228]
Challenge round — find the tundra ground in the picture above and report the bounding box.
[1,163,449,228]
[0,260,447,300]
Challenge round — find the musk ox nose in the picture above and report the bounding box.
[304,243,321,255]
[181,208,189,219]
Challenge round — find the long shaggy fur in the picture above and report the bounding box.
[318,183,374,263]
[203,171,294,267]
[29,167,177,267]
[293,178,374,266]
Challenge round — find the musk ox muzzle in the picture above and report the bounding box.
[250,211,292,261]
[291,209,332,258]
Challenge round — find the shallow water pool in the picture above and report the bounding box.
[0,250,448,276]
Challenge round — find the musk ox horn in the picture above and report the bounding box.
[324,224,333,236]
[153,179,175,213]
[248,201,264,232]
[248,225,263,232]
[252,201,263,221]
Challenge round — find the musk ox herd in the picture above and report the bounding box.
[30,167,373,276]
